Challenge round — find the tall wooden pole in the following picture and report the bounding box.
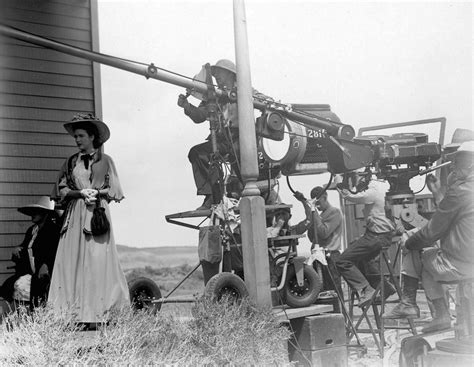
[233,0,271,307]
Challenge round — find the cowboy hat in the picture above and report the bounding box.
[64,113,110,144]
[18,196,55,217]
[445,140,474,164]
[456,140,474,154]
[444,128,474,150]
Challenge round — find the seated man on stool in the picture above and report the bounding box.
[335,170,401,307]
[383,141,474,333]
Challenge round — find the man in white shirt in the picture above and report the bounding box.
[335,172,400,307]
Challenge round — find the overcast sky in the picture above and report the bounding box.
[97,0,472,249]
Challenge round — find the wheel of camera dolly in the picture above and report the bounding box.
[204,272,249,302]
[128,277,162,314]
[282,264,322,308]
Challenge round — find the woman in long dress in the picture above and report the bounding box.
[49,113,129,323]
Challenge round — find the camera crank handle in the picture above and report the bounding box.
[418,160,452,176]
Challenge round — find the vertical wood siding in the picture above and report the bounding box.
[0,0,101,283]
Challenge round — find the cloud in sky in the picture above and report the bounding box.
[97,1,472,248]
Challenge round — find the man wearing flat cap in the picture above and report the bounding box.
[384,141,474,333]
[0,196,60,308]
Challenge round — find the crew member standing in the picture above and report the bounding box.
[293,186,343,295]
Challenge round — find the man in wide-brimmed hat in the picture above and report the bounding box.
[384,140,474,333]
[0,196,60,308]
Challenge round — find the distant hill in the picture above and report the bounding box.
[117,245,198,271]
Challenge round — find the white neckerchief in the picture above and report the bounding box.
[27,225,39,273]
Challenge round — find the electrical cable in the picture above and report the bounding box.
[412,176,427,195]
[286,175,296,194]
[316,173,334,199]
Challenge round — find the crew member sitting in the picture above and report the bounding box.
[335,170,400,307]
[383,141,474,333]
[0,196,60,309]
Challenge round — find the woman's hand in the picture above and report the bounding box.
[80,189,97,205]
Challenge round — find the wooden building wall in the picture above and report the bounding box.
[0,0,102,283]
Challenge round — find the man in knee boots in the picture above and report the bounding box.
[383,141,474,333]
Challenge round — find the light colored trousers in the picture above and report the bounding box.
[401,247,463,300]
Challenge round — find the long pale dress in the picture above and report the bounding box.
[49,152,129,323]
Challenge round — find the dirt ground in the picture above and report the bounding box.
[346,289,458,367]
[156,276,458,367]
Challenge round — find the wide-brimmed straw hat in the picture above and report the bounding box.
[18,196,55,217]
[64,113,110,144]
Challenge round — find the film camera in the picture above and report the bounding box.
[330,132,442,229]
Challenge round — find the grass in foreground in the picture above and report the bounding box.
[0,297,291,366]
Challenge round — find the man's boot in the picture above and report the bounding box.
[383,275,420,319]
[196,194,213,210]
[421,297,451,333]
[358,285,376,308]
[375,279,397,303]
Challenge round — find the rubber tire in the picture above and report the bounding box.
[128,277,162,314]
[204,272,249,302]
[282,264,322,308]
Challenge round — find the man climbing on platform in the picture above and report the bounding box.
[177,59,271,210]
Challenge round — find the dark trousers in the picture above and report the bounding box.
[188,137,239,197]
[335,231,392,292]
[323,251,342,294]
[188,141,217,196]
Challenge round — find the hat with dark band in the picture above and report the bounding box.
[64,113,110,144]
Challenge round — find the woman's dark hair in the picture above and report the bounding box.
[72,122,102,149]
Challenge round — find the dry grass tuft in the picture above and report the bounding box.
[0,298,291,366]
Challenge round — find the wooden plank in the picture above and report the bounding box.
[0,144,77,158]
[0,131,76,146]
[0,235,23,247]
[3,20,92,43]
[0,272,15,285]
[0,196,57,209]
[0,119,66,134]
[0,69,93,88]
[0,157,64,171]
[1,93,94,111]
[0,183,55,196]
[0,107,92,122]
[272,304,333,322]
[0,169,58,183]
[0,259,18,274]
[0,208,29,221]
[0,221,30,234]
[4,1,90,20]
[0,253,15,262]
[1,56,92,77]
[0,44,91,65]
[8,35,91,50]
[1,81,93,100]
[49,0,90,9]
[0,7,90,31]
